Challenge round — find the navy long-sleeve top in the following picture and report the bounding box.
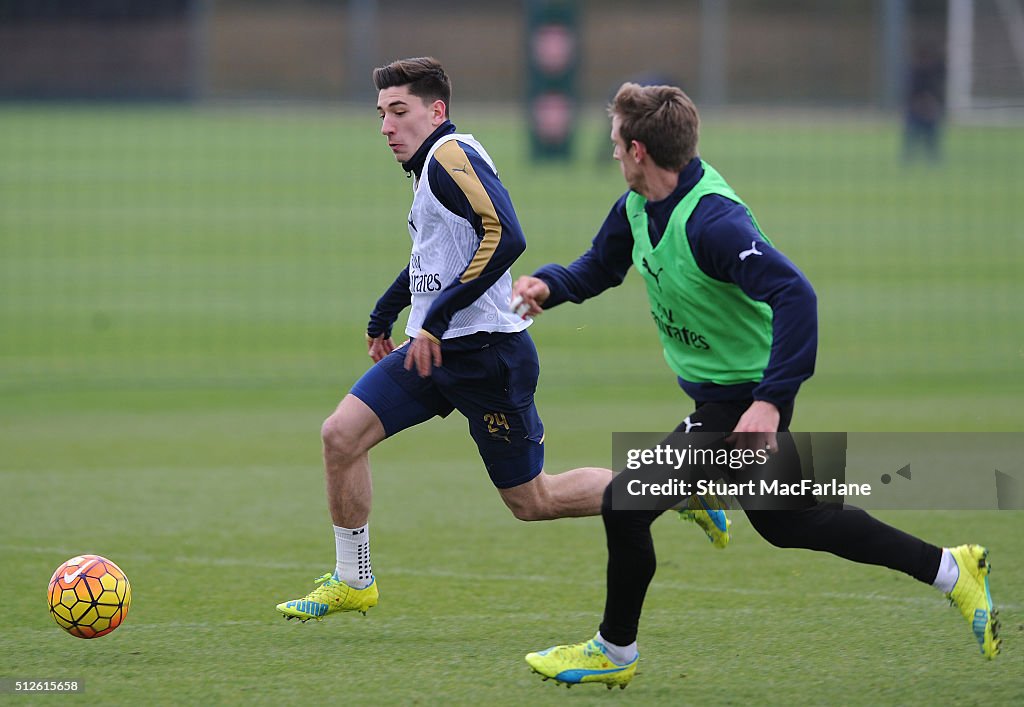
[534,158,817,408]
[366,121,527,344]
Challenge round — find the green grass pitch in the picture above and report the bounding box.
[1,105,1022,704]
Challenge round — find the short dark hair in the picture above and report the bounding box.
[373,57,451,117]
[610,83,699,171]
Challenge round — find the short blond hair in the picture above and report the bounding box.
[610,83,699,171]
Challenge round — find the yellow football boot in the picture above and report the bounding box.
[679,493,732,549]
[526,639,637,689]
[276,573,378,622]
[946,545,1000,659]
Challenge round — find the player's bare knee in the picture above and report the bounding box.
[321,413,365,462]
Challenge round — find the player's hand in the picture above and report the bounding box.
[404,334,442,377]
[510,276,550,319]
[726,400,780,454]
[366,333,395,363]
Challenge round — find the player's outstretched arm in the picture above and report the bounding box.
[519,196,635,312]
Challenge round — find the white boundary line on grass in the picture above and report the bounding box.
[9,543,1017,609]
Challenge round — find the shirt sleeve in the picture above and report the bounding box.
[418,140,526,339]
[366,266,411,339]
[533,194,635,308]
[688,195,818,406]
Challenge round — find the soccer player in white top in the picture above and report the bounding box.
[274,57,717,622]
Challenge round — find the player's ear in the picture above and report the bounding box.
[631,140,646,163]
[430,99,447,125]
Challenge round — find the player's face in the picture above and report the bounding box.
[611,115,641,191]
[377,85,446,163]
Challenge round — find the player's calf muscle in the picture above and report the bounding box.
[501,469,610,520]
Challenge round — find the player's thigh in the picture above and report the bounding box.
[672,399,794,435]
[671,399,748,435]
[733,430,815,511]
[348,344,455,439]
[676,400,808,510]
[323,394,388,453]
[437,332,545,489]
[608,400,749,511]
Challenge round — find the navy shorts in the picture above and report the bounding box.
[350,330,545,489]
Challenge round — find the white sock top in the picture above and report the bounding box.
[931,547,959,594]
[595,631,638,665]
[334,524,373,589]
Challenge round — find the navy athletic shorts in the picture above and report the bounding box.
[350,330,545,489]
